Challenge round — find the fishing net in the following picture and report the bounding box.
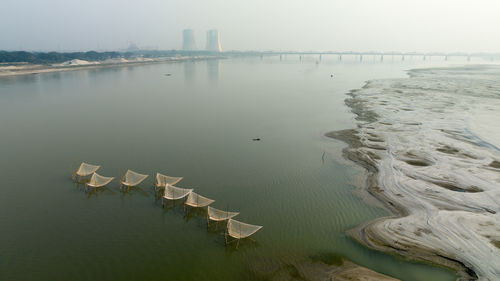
[75,162,100,177]
[154,173,183,187]
[86,172,114,188]
[207,206,239,221]
[121,170,148,187]
[163,184,193,200]
[185,192,215,207]
[227,219,262,239]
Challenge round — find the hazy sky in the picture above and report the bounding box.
[1,0,499,52]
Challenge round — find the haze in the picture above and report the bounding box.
[1,0,499,52]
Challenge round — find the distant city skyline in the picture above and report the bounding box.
[1,0,500,53]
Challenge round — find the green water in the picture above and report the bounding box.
[0,57,458,281]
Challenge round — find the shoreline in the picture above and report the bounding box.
[249,254,400,281]
[329,128,474,279]
[0,56,223,77]
[326,85,480,279]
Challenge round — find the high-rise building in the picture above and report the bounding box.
[206,29,222,52]
[182,29,196,50]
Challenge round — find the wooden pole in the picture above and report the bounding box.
[238,222,241,249]
[173,186,176,208]
[206,213,210,229]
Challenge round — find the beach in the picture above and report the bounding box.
[328,65,500,280]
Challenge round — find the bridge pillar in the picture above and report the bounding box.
[423,55,426,61]
[319,55,322,61]
[299,55,302,61]
[380,55,384,62]
[338,55,342,61]
[360,55,363,62]
[445,55,448,61]
[402,55,405,61]
[467,56,470,61]
[280,54,282,61]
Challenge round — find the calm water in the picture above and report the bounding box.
[0,56,465,281]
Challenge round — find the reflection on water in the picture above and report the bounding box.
[207,59,220,84]
[183,59,221,86]
[183,60,196,83]
[0,58,461,281]
[85,186,114,198]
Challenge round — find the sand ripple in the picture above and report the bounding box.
[332,65,500,280]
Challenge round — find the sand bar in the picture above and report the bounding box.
[327,65,500,280]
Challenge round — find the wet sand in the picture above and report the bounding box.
[327,65,500,280]
[249,254,400,281]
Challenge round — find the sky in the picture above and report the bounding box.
[1,0,500,53]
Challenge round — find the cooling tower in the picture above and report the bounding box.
[206,29,222,52]
[182,29,196,50]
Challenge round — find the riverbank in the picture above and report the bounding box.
[327,65,500,280]
[0,56,223,77]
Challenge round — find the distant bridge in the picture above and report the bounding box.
[137,49,500,62]
[221,50,500,61]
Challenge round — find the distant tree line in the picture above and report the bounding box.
[0,50,229,64]
[0,51,123,64]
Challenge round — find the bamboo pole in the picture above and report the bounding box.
[224,228,228,245]
[206,212,210,229]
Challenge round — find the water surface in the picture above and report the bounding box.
[0,56,464,280]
